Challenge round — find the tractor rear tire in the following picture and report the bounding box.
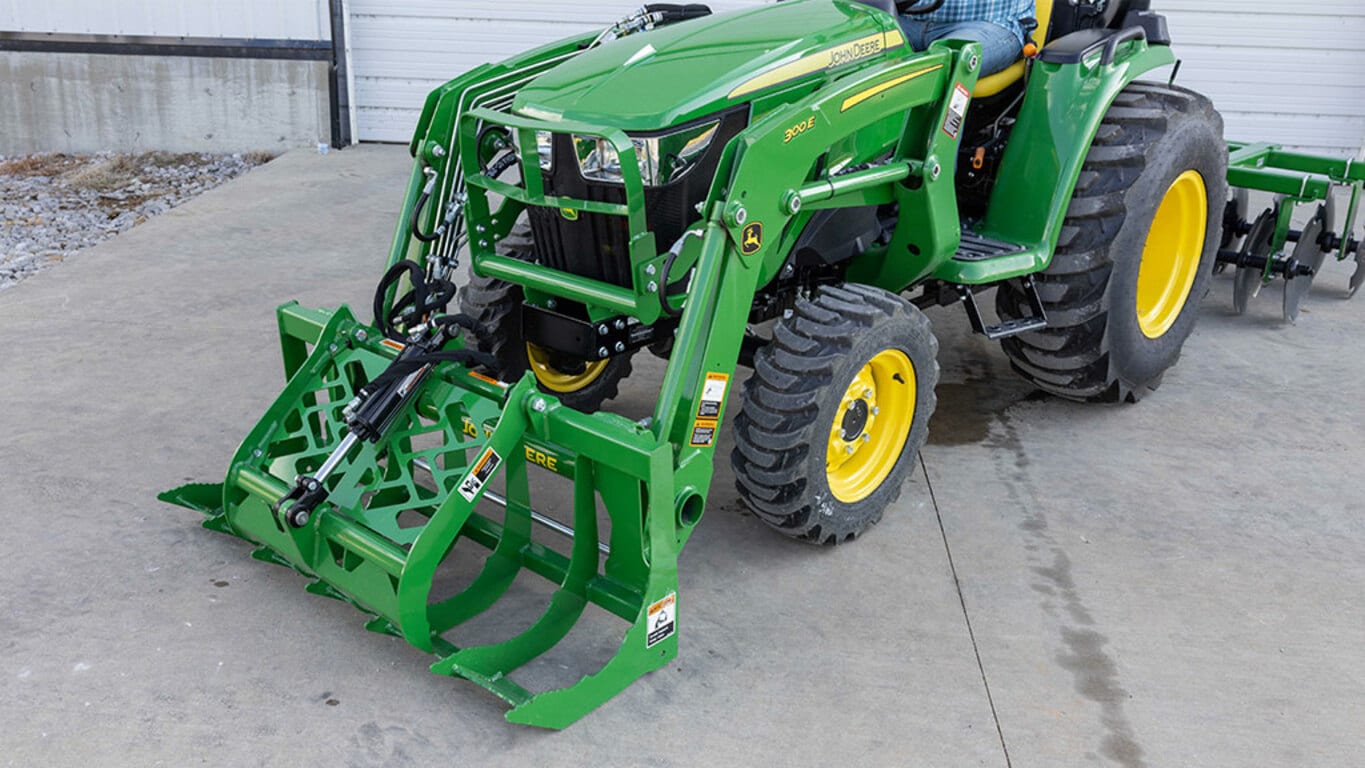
[459,221,633,412]
[732,284,939,545]
[996,82,1227,403]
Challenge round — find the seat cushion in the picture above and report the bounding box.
[972,0,1053,98]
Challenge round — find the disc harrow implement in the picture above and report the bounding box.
[1221,143,1365,322]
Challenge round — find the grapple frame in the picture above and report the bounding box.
[162,302,686,729]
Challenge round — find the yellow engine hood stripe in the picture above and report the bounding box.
[729,30,906,100]
[840,65,944,112]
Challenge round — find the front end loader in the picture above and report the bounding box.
[162,0,1362,727]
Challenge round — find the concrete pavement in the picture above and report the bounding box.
[1,145,1361,767]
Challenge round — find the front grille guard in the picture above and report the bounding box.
[458,107,667,323]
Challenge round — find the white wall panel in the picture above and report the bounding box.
[1,0,330,41]
[1160,1,1365,157]
[349,0,770,142]
[349,0,1365,156]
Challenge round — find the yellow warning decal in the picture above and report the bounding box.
[646,592,677,648]
[467,370,507,387]
[689,420,719,448]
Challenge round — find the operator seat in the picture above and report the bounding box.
[972,0,1054,98]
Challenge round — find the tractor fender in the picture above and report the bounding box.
[977,39,1178,267]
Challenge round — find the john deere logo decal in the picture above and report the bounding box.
[560,207,580,221]
[741,222,764,255]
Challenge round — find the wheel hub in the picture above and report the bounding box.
[840,398,871,442]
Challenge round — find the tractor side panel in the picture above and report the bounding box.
[978,43,1177,263]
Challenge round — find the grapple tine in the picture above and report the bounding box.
[157,483,224,517]
[432,460,600,684]
[364,616,401,637]
[305,580,346,602]
[250,546,292,568]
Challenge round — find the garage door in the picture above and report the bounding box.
[349,0,1365,157]
[348,0,764,143]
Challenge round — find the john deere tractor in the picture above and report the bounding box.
[163,0,1365,727]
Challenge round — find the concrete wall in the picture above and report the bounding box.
[1,0,329,39]
[0,51,330,154]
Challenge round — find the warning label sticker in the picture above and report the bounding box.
[467,370,507,388]
[646,592,677,648]
[457,446,502,502]
[690,420,718,448]
[942,83,971,139]
[696,372,730,420]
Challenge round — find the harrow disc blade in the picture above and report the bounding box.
[1351,251,1365,298]
[1234,266,1262,315]
[1233,208,1276,315]
[1283,209,1327,323]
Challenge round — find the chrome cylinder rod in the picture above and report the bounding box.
[412,457,609,556]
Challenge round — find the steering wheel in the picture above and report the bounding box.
[897,0,946,14]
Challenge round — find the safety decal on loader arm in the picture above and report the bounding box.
[689,373,730,447]
[942,83,971,140]
[457,446,502,502]
[646,593,677,648]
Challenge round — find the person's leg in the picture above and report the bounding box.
[925,20,1024,75]
[896,16,932,51]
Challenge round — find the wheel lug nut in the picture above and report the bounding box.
[863,389,873,399]
[872,407,880,416]
[846,445,855,455]
[862,434,871,443]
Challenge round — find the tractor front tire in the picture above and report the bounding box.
[459,221,633,412]
[997,82,1228,402]
[732,284,939,545]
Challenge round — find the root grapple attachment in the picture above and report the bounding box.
[1222,143,1365,321]
[162,303,684,729]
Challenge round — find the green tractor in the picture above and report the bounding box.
[163,0,1365,728]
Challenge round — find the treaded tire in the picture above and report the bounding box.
[459,220,632,412]
[996,81,1228,403]
[732,284,939,545]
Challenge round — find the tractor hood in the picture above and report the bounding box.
[512,0,907,132]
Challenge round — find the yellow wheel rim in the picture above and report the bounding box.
[826,349,916,504]
[1136,170,1208,339]
[525,343,609,394]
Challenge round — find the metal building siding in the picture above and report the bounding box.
[1161,0,1365,157]
[348,1,1365,155]
[0,0,330,40]
[349,0,767,142]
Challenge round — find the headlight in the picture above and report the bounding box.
[535,131,554,171]
[574,120,720,187]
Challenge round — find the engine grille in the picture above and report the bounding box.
[527,107,748,290]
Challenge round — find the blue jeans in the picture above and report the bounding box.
[897,19,1023,76]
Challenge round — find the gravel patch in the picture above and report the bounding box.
[0,151,274,291]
